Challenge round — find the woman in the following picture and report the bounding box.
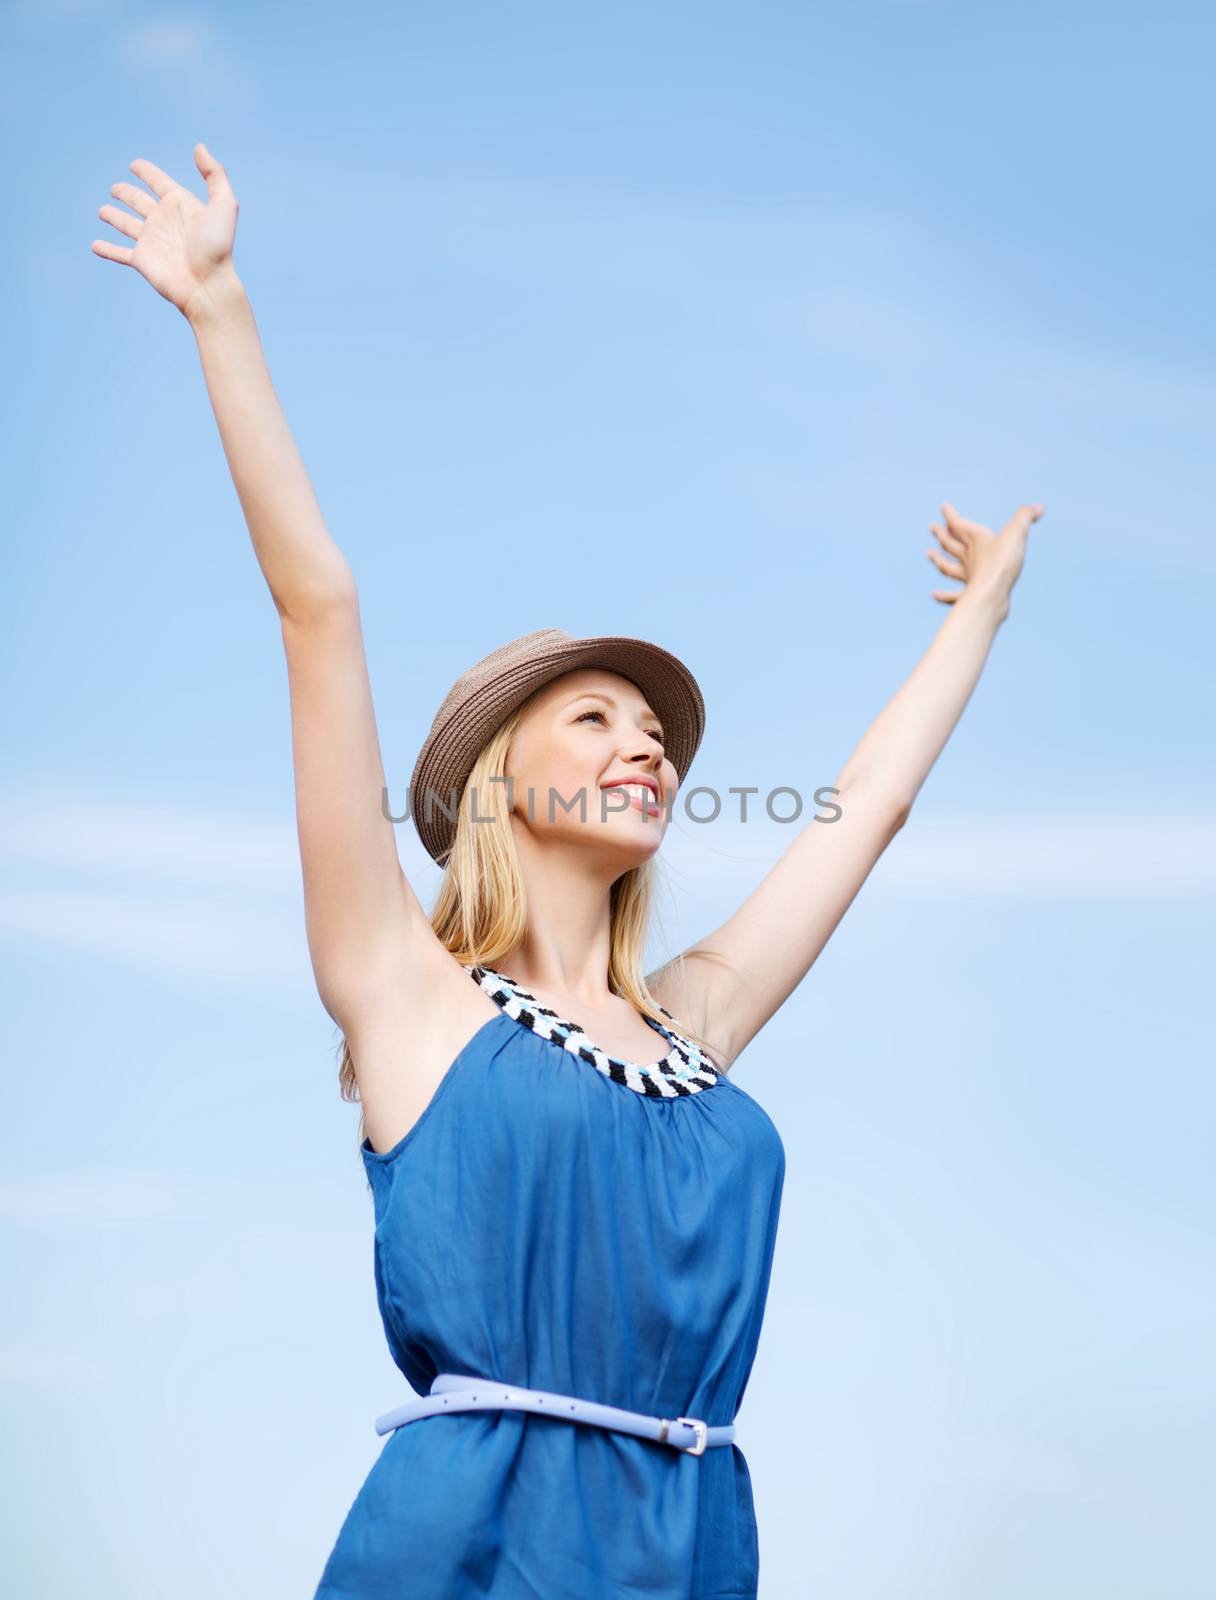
[91,145,1045,1599]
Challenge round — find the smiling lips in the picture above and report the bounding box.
[601,781,663,817]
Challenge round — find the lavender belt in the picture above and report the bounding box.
[374,1371,735,1457]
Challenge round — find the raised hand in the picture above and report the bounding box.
[926,500,1046,615]
[90,142,240,321]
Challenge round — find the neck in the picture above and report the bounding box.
[501,826,632,1007]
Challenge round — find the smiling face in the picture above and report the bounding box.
[502,667,678,867]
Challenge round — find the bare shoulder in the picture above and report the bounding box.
[342,934,502,1157]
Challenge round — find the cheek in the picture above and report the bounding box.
[505,741,590,813]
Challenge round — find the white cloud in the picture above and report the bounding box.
[0,1170,189,1225]
[0,790,299,889]
[869,811,1216,898]
[0,790,1209,985]
[659,807,1216,901]
[0,885,305,980]
[106,9,249,107]
[116,12,218,70]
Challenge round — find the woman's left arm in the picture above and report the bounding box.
[835,499,1046,805]
[649,500,1046,1069]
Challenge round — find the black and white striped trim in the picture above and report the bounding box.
[464,964,721,1098]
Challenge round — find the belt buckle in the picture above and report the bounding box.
[674,1414,709,1455]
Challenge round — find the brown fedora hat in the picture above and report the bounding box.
[408,627,706,864]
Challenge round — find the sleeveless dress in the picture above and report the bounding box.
[314,963,787,1600]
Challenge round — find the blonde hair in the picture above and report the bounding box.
[334,687,720,1153]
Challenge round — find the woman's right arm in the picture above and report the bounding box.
[185,272,433,1023]
[92,145,450,1032]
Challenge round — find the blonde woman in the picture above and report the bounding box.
[91,145,1045,1600]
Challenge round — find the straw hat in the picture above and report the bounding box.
[408,627,706,864]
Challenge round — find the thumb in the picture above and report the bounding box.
[194,141,233,200]
[1004,502,1046,541]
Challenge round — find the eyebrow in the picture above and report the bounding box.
[564,690,664,733]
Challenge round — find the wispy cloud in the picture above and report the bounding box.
[103,9,249,107]
[858,810,1216,898]
[1,789,1207,984]
[116,11,219,71]
[0,885,304,980]
[298,167,1215,457]
[0,790,299,889]
[660,807,1216,902]
[0,788,306,977]
[0,1170,190,1226]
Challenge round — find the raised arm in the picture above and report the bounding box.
[91,144,451,1033]
[647,501,1047,1069]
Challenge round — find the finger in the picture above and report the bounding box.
[1002,502,1046,539]
[90,238,135,265]
[930,587,960,604]
[926,548,965,581]
[129,156,177,199]
[194,141,235,203]
[930,519,966,558]
[942,501,988,540]
[98,202,142,241]
[110,180,155,218]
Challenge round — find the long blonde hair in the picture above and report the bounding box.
[334,687,720,1151]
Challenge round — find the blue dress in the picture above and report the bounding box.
[314,963,786,1599]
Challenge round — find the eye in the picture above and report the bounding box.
[575,708,666,748]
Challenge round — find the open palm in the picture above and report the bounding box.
[90,142,239,320]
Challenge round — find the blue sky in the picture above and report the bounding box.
[3,1,1213,1595]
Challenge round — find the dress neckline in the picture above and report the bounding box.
[464,964,721,1098]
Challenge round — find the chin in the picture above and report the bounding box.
[605,816,666,863]
[568,814,665,866]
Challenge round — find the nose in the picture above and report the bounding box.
[622,741,663,774]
